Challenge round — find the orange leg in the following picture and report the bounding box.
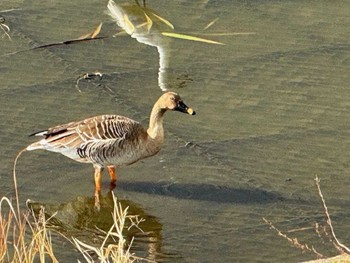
[94,165,103,210]
[108,165,117,190]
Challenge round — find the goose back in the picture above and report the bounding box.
[27,115,161,167]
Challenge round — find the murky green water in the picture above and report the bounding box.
[1,0,350,262]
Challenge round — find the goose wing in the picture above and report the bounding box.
[28,115,145,153]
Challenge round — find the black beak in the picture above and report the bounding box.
[175,101,196,115]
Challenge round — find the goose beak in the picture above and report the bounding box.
[175,101,196,115]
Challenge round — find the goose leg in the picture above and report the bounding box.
[107,165,117,190]
[94,165,103,210]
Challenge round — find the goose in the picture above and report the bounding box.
[26,92,195,209]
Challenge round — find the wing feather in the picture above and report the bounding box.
[27,115,146,165]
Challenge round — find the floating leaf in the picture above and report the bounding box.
[161,32,224,45]
[203,18,219,30]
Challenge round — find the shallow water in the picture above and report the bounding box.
[1,0,350,262]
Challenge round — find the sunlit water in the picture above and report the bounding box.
[1,0,350,262]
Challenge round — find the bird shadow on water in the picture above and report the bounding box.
[118,180,285,204]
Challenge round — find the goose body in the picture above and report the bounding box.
[27,115,158,167]
[27,92,195,209]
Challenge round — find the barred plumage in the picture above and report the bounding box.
[26,92,195,209]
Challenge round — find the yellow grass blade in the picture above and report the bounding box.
[202,32,256,36]
[123,14,135,34]
[91,22,103,38]
[161,32,225,45]
[78,22,103,39]
[143,12,153,31]
[151,12,174,29]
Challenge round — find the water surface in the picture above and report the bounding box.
[1,0,350,262]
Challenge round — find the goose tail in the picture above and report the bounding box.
[27,130,48,151]
[26,141,45,151]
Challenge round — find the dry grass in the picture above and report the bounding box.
[0,191,140,263]
[0,197,58,263]
[0,148,59,262]
[264,175,350,262]
[0,150,142,262]
[73,193,142,263]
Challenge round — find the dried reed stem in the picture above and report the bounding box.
[72,192,141,263]
[264,175,350,261]
[262,217,324,258]
[5,148,141,262]
[314,175,350,254]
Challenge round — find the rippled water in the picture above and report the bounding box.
[1,0,350,262]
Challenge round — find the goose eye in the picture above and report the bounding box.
[170,96,175,101]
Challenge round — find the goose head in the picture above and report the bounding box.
[159,92,196,115]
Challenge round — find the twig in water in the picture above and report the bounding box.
[75,72,103,93]
[0,16,11,40]
[263,217,324,258]
[128,215,145,232]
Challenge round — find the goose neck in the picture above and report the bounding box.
[147,104,166,139]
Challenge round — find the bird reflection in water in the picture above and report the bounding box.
[27,192,175,262]
[107,0,191,91]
